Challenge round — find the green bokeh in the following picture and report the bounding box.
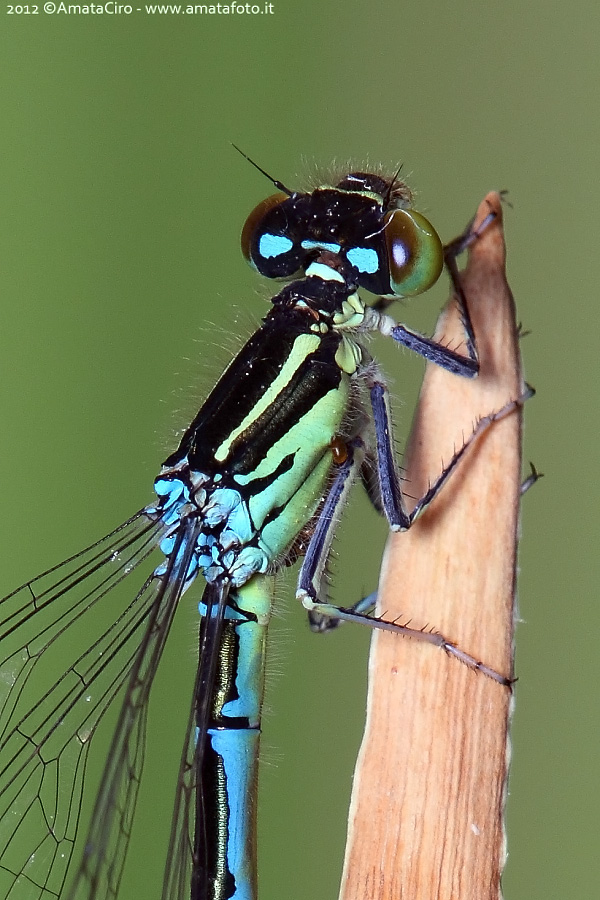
[0,2,597,899]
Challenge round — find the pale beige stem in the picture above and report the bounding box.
[340,194,524,900]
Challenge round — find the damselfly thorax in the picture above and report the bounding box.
[0,159,523,900]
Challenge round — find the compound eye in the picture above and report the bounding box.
[383,208,443,296]
[241,193,289,263]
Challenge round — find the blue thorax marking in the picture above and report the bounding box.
[204,488,243,526]
[153,467,268,589]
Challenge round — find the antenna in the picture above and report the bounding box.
[384,163,404,207]
[231,144,294,197]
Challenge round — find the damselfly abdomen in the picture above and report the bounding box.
[0,159,514,900]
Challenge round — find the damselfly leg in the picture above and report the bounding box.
[0,166,525,900]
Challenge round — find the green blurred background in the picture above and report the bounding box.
[0,2,596,898]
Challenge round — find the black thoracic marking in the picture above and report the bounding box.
[272,273,355,316]
[227,337,341,477]
[258,445,329,532]
[239,452,296,497]
[164,315,301,472]
[165,308,342,477]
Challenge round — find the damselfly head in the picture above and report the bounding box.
[241,167,443,300]
[334,169,412,211]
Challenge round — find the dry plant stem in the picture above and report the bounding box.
[339,193,524,900]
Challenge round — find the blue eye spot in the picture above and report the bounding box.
[300,240,341,253]
[346,247,379,274]
[259,233,294,259]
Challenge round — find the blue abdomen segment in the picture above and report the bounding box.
[148,318,354,900]
[199,577,272,900]
[206,729,258,900]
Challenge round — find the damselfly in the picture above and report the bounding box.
[0,157,516,900]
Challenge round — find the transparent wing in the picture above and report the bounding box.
[159,662,199,900]
[160,582,229,900]
[65,516,203,900]
[0,509,168,900]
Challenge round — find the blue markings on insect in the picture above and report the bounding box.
[346,246,379,274]
[301,239,341,253]
[153,467,269,589]
[209,729,257,900]
[0,162,509,900]
[204,487,244,526]
[197,533,222,570]
[259,233,293,258]
[229,548,269,585]
[154,476,190,522]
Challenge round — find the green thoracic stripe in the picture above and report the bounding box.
[248,382,349,544]
[214,333,322,464]
[259,449,335,558]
